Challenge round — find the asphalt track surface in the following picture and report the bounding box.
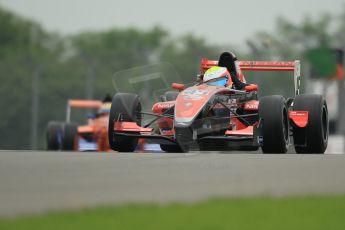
[1,150,345,217]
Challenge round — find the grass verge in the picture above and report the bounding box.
[1,195,345,230]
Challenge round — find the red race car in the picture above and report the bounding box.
[108,58,328,153]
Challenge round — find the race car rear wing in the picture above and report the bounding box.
[66,100,103,122]
[201,58,301,96]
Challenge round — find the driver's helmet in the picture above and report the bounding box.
[203,66,230,87]
[98,102,111,115]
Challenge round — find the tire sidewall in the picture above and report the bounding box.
[293,94,328,153]
[259,95,289,153]
[108,93,142,152]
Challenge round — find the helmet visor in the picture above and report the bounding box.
[206,77,228,86]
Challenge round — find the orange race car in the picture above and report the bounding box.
[46,96,112,151]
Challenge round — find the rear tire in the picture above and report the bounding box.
[47,121,63,150]
[108,93,142,152]
[62,123,78,151]
[293,94,328,154]
[259,95,289,153]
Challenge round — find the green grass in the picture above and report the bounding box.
[1,195,345,230]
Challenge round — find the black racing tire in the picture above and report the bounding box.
[259,95,289,153]
[293,94,328,154]
[46,121,63,150]
[108,93,142,152]
[62,122,79,151]
[160,144,182,153]
[161,91,179,102]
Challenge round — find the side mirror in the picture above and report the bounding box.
[172,83,185,91]
[244,84,258,92]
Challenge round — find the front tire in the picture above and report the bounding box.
[46,121,63,150]
[293,94,328,154]
[62,123,79,151]
[259,95,289,153]
[108,93,142,152]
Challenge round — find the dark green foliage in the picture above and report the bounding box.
[0,6,218,149]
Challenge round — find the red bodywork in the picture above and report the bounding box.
[289,111,309,128]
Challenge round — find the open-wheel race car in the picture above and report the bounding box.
[108,58,328,153]
[47,97,112,151]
